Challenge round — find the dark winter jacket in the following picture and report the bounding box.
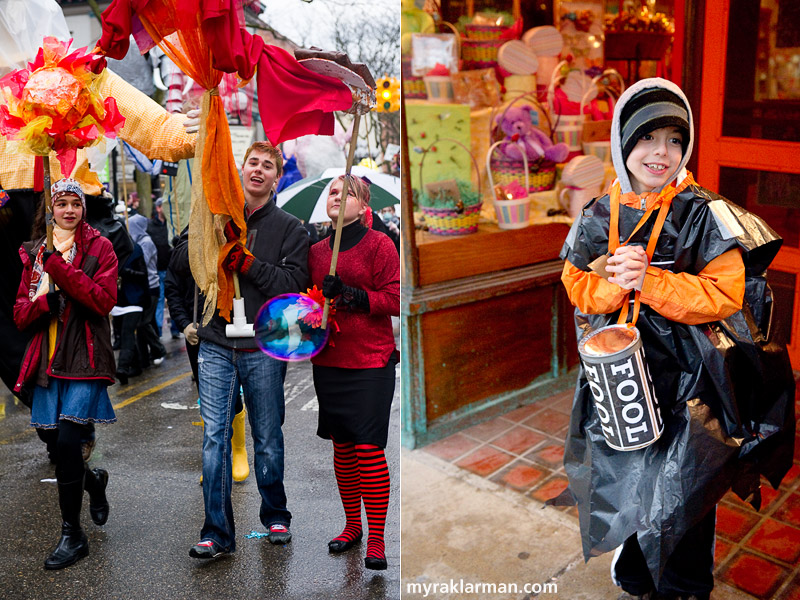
[164,226,200,332]
[147,216,172,271]
[198,199,309,350]
[14,221,118,390]
[117,242,150,308]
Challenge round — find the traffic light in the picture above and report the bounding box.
[390,78,400,112]
[374,75,400,113]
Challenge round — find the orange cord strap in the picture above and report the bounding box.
[610,193,673,327]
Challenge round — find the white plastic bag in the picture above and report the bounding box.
[0,0,71,75]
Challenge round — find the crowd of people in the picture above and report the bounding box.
[7,136,400,572]
[0,0,401,583]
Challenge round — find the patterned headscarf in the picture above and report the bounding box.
[50,178,86,211]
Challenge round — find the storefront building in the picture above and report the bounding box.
[401,0,800,448]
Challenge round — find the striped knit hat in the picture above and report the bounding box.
[619,87,690,164]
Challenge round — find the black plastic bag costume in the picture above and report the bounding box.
[557,182,795,584]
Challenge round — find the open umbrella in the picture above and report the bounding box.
[276,165,400,223]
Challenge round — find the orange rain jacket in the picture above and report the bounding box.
[562,174,746,326]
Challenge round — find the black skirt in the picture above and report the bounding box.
[313,358,397,448]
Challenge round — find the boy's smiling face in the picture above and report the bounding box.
[625,126,684,194]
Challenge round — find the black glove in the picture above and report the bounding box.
[42,249,61,267]
[322,274,344,299]
[45,291,61,315]
[323,275,369,311]
[340,286,370,311]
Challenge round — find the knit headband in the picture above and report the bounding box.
[620,87,690,164]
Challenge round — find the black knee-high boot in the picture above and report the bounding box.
[83,464,109,526]
[45,476,89,570]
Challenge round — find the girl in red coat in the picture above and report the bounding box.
[14,179,118,570]
[309,175,400,570]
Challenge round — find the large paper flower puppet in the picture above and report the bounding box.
[0,36,124,176]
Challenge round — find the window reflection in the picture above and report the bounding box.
[723,0,800,141]
[718,167,800,248]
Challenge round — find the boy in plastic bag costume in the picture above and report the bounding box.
[558,78,795,599]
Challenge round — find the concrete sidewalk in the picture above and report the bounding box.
[401,447,759,600]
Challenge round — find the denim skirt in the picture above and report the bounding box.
[30,378,117,429]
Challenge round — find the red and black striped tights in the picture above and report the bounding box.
[331,439,390,561]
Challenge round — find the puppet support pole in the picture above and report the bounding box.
[42,155,54,251]
[119,145,130,230]
[321,113,362,329]
[42,155,56,293]
[225,271,254,337]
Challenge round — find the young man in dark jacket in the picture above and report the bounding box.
[164,227,249,482]
[189,141,309,558]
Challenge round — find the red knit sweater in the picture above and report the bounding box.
[309,229,399,369]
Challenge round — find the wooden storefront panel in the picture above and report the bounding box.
[421,286,556,421]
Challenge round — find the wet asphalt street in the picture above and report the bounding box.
[0,335,401,600]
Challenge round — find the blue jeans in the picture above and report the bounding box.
[198,340,290,551]
[156,270,181,337]
[156,270,166,337]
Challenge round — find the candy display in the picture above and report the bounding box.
[403,1,676,231]
[497,40,538,75]
[451,68,501,109]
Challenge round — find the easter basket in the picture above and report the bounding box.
[488,92,558,193]
[486,140,531,229]
[461,16,521,67]
[418,138,482,235]
[402,56,427,99]
[580,69,625,158]
[547,62,588,155]
[461,38,505,65]
[465,22,512,40]
[490,157,556,193]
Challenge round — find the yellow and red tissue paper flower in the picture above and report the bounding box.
[0,36,124,176]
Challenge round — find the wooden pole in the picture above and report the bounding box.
[42,155,54,251]
[42,155,56,293]
[192,282,198,329]
[171,175,181,233]
[119,143,130,229]
[321,112,362,328]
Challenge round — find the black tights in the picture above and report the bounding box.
[53,421,85,483]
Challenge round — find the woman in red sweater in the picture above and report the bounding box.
[309,175,400,570]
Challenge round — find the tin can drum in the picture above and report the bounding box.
[578,325,663,451]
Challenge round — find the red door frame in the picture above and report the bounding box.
[697,0,800,368]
